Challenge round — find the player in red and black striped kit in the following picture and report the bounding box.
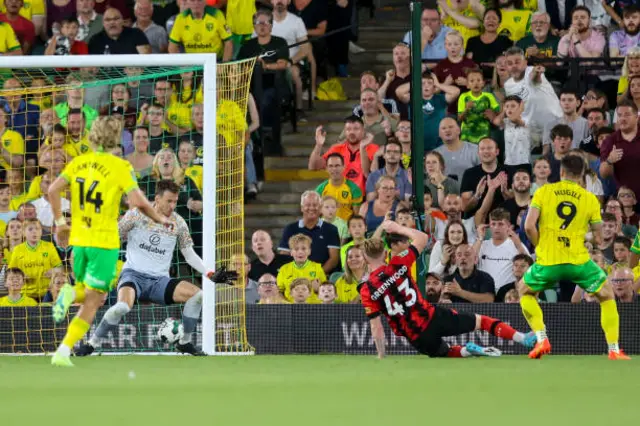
[359,220,536,359]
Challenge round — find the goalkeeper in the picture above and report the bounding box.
[75,179,237,357]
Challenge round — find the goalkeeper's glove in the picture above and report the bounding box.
[206,266,238,285]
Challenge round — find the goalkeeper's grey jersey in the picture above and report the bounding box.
[119,208,193,277]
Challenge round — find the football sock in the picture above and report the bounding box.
[478,315,525,343]
[447,345,471,358]
[180,290,202,345]
[600,299,620,348]
[520,294,546,334]
[60,317,90,352]
[88,302,130,347]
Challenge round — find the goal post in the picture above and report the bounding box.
[0,54,256,356]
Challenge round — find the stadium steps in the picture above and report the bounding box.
[247,5,409,248]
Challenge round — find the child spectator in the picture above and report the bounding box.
[290,278,311,304]
[494,95,531,174]
[277,234,326,303]
[318,282,337,304]
[504,289,520,303]
[396,72,460,152]
[497,253,533,302]
[530,157,551,195]
[44,124,79,158]
[321,195,348,241]
[8,218,62,300]
[340,214,367,268]
[44,16,88,56]
[395,208,415,229]
[0,267,36,306]
[335,245,366,303]
[458,68,500,144]
[612,236,632,268]
[0,183,17,223]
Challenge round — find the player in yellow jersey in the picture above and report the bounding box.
[48,116,170,367]
[518,154,630,360]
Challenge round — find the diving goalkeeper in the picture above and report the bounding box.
[75,179,237,356]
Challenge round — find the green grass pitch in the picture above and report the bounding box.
[1,355,637,426]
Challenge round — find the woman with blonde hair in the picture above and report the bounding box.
[138,147,203,253]
[617,47,640,104]
[358,175,400,235]
[334,245,366,303]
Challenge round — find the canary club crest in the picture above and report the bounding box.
[206,23,213,31]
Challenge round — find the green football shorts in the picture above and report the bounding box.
[523,260,607,294]
[72,246,120,293]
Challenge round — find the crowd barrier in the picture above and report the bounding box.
[2,304,639,355]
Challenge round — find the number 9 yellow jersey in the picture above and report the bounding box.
[60,152,139,250]
[530,180,601,266]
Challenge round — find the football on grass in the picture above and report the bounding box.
[157,318,184,344]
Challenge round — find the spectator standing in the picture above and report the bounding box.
[461,138,508,219]
[89,8,151,54]
[515,11,559,59]
[537,0,573,32]
[220,0,256,56]
[380,44,411,120]
[432,30,477,114]
[169,0,232,60]
[0,0,34,53]
[433,117,479,182]
[308,117,378,193]
[366,140,411,202]
[493,95,531,172]
[288,0,327,84]
[475,208,529,295]
[600,101,640,199]
[76,0,102,42]
[133,0,168,53]
[465,8,513,80]
[315,153,362,221]
[457,68,500,144]
[278,191,340,274]
[485,0,532,42]
[348,88,397,146]
[354,71,399,119]
[609,5,640,57]
[403,7,452,61]
[249,230,291,281]
[442,244,496,303]
[504,47,562,149]
[437,0,479,46]
[542,89,589,155]
[326,0,352,77]
[424,151,460,208]
[397,74,460,153]
[269,0,312,113]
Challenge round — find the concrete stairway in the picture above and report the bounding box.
[244,5,411,250]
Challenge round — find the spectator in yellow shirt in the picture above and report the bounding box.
[318,281,337,304]
[335,244,366,303]
[277,233,326,302]
[8,218,62,299]
[0,108,25,171]
[0,267,37,306]
[178,140,203,193]
[0,20,21,54]
[290,277,311,304]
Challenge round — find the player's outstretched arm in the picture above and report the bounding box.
[127,188,169,226]
[382,220,429,253]
[370,316,386,360]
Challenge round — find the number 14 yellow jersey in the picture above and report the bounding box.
[60,152,139,250]
[530,180,601,266]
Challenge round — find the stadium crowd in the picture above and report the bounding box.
[0,0,640,311]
